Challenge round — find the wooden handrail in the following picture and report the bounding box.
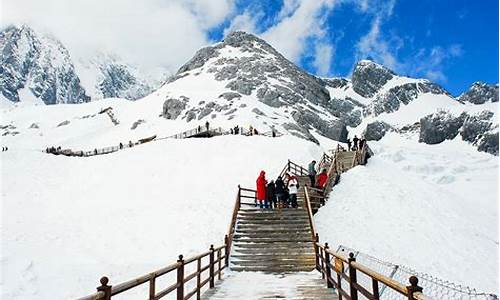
[226,186,242,267]
[77,241,227,300]
[303,187,316,240]
[314,247,425,300]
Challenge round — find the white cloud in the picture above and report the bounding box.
[1,0,235,73]
[260,0,336,62]
[313,43,334,77]
[356,17,399,69]
[223,10,259,37]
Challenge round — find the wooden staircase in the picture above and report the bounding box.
[230,207,316,272]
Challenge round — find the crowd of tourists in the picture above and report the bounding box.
[346,135,366,151]
[255,164,329,209]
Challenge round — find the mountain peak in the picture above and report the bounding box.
[351,60,395,98]
[459,81,499,104]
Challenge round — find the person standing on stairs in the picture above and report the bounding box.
[347,139,352,151]
[316,169,329,190]
[266,180,276,209]
[287,175,299,208]
[205,121,210,132]
[256,171,267,208]
[352,135,359,150]
[308,160,317,187]
[275,176,286,208]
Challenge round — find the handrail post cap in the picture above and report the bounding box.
[210,244,214,250]
[178,255,184,262]
[99,276,109,286]
[409,276,419,286]
[324,242,329,249]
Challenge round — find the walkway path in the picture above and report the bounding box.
[201,271,337,300]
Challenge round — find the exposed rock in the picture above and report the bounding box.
[363,121,395,141]
[351,60,394,98]
[324,78,349,89]
[29,123,39,129]
[477,132,499,155]
[326,98,362,127]
[399,122,420,134]
[365,81,449,116]
[282,123,318,144]
[219,92,242,101]
[459,82,499,104]
[131,119,145,130]
[460,111,494,143]
[252,108,266,116]
[419,111,465,144]
[57,120,70,127]
[292,109,348,142]
[162,96,188,120]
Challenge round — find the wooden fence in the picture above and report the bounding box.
[77,243,228,300]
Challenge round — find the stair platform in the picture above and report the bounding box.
[201,271,338,299]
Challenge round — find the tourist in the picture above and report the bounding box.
[347,139,352,151]
[256,171,267,208]
[205,121,210,131]
[287,175,299,208]
[275,176,286,208]
[266,180,276,209]
[316,169,329,190]
[352,135,359,150]
[308,160,317,187]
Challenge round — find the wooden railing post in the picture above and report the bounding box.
[149,275,156,300]
[287,159,291,172]
[325,243,333,288]
[224,234,229,267]
[372,278,380,300]
[209,245,215,288]
[196,258,202,300]
[315,233,320,271]
[406,276,423,300]
[96,276,112,300]
[217,248,222,280]
[177,255,184,300]
[348,252,358,300]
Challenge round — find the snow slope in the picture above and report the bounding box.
[315,133,499,293]
[1,131,323,299]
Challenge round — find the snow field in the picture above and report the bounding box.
[315,133,498,293]
[1,134,323,299]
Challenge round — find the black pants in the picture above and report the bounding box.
[289,194,297,208]
[309,175,315,187]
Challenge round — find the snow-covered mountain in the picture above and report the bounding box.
[0,25,165,105]
[1,30,498,155]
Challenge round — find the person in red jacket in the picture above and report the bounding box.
[316,169,329,189]
[256,171,267,208]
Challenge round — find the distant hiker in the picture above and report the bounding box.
[347,139,352,151]
[254,128,259,135]
[266,180,276,209]
[308,160,317,187]
[94,149,98,155]
[249,125,253,136]
[256,171,267,208]
[205,121,210,131]
[352,135,359,150]
[119,142,123,149]
[359,138,366,150]
[316,169,329,190]
[129,141,133,147]
[198,125,201,133]
[275,176,286,208]
[234,125,239,135]
[230,128,234,134]
[287,175,299,208]
[272,130,276,138]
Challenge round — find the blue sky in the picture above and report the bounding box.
[207,0,499,96]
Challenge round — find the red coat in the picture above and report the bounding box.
[316,172,328,189]
[256,171,267,200]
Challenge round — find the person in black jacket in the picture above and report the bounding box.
[275,176,285,207]
[266,180,276,209]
